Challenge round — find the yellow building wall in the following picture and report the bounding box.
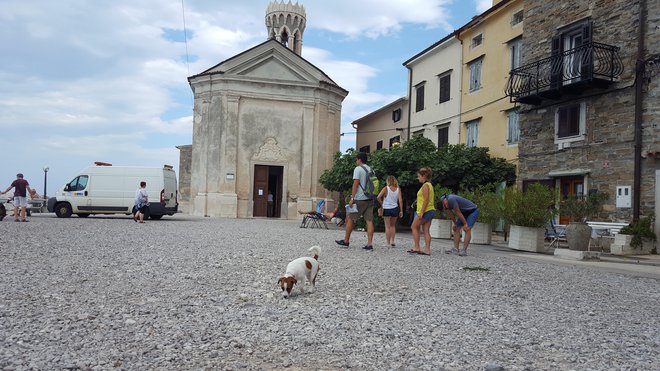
[459,0,523,165]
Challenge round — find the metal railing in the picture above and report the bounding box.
[506,41,623,103]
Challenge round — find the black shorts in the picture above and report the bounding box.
[383,207,400,217]
[133,205,148,214]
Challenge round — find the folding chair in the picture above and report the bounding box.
[545,218,566,248]
[300,200,329,229]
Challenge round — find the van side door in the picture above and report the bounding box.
[65,175,91,211]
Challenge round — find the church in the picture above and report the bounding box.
[178,1,348,218]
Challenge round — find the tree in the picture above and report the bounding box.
[319,149,358,193]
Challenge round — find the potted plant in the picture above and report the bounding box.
[502,184,555,253]
[611,216,657,255]
[459,186,502,245]
[560,192,608,251]
[430,186,453,239]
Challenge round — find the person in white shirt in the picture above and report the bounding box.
[133,181,149,223]
[376,175,404,247]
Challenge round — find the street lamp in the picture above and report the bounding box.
[43,166,49,199]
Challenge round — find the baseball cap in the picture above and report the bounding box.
[17,173,23,178]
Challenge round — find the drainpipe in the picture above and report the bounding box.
[406,66,413,141]
[633,0,646,222]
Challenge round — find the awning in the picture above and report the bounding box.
[548,169,591,177]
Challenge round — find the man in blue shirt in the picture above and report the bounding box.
[439,194,479,256]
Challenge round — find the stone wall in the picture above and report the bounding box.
[519,0,657,221]
[177,145,192,214]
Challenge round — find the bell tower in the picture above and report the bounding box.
[265,1,306,56]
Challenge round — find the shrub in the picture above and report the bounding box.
[502,184,555,228]
[620,215,656,249]
[560,192,608,223]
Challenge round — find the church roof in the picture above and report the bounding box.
[188,39,347,94]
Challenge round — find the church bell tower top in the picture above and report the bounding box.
[265,1,306,55]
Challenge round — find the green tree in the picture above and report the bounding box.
[319,149,358,193]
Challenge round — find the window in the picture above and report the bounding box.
[466,119,480,147]
[389,135,401,148]
[359,145,370,153]
[67,175,89,191]
[439,73,451,103]
[551,21,592,87]
[392,108,402,122]
[471,34,483,48]
[555,102,585,139]
[437,126,449,148]
[509,38,522,70]
[511,10,523,26]
[415,84,425,112]
[413,129,424,137]
[469,58,483,92]
[376,141,383,150]
[507,109,520,144]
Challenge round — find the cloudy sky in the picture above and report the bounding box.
[1,0,492,193]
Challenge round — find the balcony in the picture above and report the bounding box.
[506,42,623,105]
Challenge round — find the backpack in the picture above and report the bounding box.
[359,165,379,199]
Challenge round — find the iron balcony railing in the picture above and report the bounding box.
[506,41,624,103]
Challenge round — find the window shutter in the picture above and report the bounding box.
[550,35,562,89]
[580,21,593,80]
[557,107,568,137]
[439,75,450,103]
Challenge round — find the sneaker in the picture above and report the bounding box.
[458,249,467,256]
[362,245,373,251]
[335,239,350,247]
[445,248,459,255]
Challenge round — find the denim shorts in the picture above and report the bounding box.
[455,208,479,228]
[382,207,400,217]
[414,210,436,221]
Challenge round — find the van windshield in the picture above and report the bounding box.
[68,175,89,191]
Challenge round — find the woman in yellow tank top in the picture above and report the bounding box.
[408,167,436,256]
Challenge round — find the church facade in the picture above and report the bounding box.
[178,1,348,219]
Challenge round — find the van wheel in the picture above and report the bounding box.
[77,213,90,218]
[150,214,163,220]
[55,203,73,218]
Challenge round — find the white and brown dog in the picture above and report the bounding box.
[277,246,321,298]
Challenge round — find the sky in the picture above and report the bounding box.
[0,0,493,195]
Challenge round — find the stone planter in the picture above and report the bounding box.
[469,222,492,245]
[508,225,545,253]
[430,219,452,239]
[610,234,655,255]
[565,222,592,251]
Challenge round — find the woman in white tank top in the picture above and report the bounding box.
[376,175,404,247]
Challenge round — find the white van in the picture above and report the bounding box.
[47,162,178,219]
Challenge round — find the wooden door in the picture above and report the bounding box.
[559,176,584,224]
[253,165,268,217]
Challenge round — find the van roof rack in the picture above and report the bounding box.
[163,164,174,170]
[94,161,113,166]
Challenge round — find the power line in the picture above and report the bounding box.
[181,0,193,108]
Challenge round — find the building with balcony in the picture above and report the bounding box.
[508,0,659,226]
[458,0,523,164]
[353,98,408,153]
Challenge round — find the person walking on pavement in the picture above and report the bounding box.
[1,173,35,222]
[335,152,375,250]
[376,175,403,247]
[133,181,149,223]
[439,193,479,256]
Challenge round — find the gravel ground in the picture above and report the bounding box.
[1,214,659,370]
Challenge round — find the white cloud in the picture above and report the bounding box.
[476,0,492,13]
[0,0,455,189]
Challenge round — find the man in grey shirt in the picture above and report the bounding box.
[335,152,375,250]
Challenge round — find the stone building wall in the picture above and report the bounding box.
[176,145,192,214]
[518,0,657,221]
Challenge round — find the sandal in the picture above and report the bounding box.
[407,249,420,254]
[417,251,430,256]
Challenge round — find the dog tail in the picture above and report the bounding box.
[308,245,321,260]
